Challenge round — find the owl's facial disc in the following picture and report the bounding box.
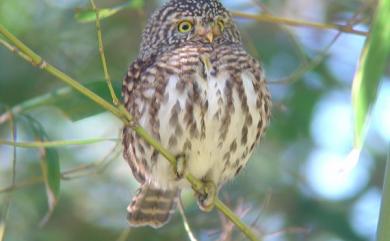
[195,20,223,43]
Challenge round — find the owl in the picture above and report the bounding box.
[122,0,271,228]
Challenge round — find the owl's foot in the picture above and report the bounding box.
[173,154,187,180]
[197,181,217,212]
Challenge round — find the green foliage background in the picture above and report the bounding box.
[0,0,389,241]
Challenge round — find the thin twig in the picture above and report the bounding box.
[0,177,43,194]
[0,138,118,148]
[251,192,272,228]
[115,228,131,241]
[61,141,121,180]
[249,0,309,64]
[9,109,17,192]
[0,38,34,64]
[0,108,17,241]
[178,198,199,241]
[264,227,310,239]
[90,0,119,105]
[231,11,368,36]
[0,24,127,122]
[218,199,248,241]
[269,31,342,85]
[270,1,371,85]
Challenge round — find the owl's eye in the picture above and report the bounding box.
[217,20,225,32]
[178,21,193,33]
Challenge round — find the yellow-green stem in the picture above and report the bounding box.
[0,138,118,148]
[90,0,119,105]
[231,11,368,36]
[0,25,125,122]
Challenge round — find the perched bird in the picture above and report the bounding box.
[122,0,271,228]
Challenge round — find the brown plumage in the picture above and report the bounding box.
[122,0,271,228]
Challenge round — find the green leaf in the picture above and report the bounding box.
[75,0,144,23]
[9,81,121,121]
[352,0,390,149]
[40,148,61,208]
[22,116,61,225]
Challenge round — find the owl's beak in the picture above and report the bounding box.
[196,26,214,43]
[206,32,214,43]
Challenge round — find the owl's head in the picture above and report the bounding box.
[139,0,241,59]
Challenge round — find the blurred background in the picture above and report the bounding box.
[0,0,389,240]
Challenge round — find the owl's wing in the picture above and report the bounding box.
[247,55,272,137]
[123,58,150,106]
[122,56,155,184]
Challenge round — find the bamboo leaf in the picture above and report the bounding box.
[22,116,61,226]
[351,0,390,150]
[39,147,61,211]
[75,0,144,23]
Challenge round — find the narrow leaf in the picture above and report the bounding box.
[40,148,61,208]
[352,0,390,149]
[22,116,61,225]
[75,0,144,23]
[38,146,61,226]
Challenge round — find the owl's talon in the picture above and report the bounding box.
[173,154,187,180]
[197,181,216,212]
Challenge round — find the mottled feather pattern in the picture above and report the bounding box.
[123,42,270,187]
[122,0,271,228]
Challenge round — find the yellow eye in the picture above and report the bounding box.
[217,20,225,31]
[178,20,193,33]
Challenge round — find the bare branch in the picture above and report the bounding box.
[231,11,368,36]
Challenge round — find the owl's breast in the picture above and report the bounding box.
[129,44,270,189]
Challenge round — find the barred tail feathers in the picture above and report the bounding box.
[127,184,179,228]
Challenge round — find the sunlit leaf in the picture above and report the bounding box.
[9,81,121,121]
[75,0,144,23]
[351,0,390,150]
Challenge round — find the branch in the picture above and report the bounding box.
[0,138,118,148]
[0,25,126,122]
[0,24,262,241]
[231,11,368,36]
[61,142,121,180]
[0,108,17,241]
[178,198,199,241]
[269,0,371,85]
[248,0,309,64]
[0,177,43,194]
[90,0,119,105]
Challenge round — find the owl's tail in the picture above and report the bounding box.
[127,184,179,228]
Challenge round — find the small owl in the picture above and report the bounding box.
[122,0,271,228]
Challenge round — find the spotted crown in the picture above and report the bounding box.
[139,0,241,60]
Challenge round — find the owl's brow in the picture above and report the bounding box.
[171,15,227,23]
